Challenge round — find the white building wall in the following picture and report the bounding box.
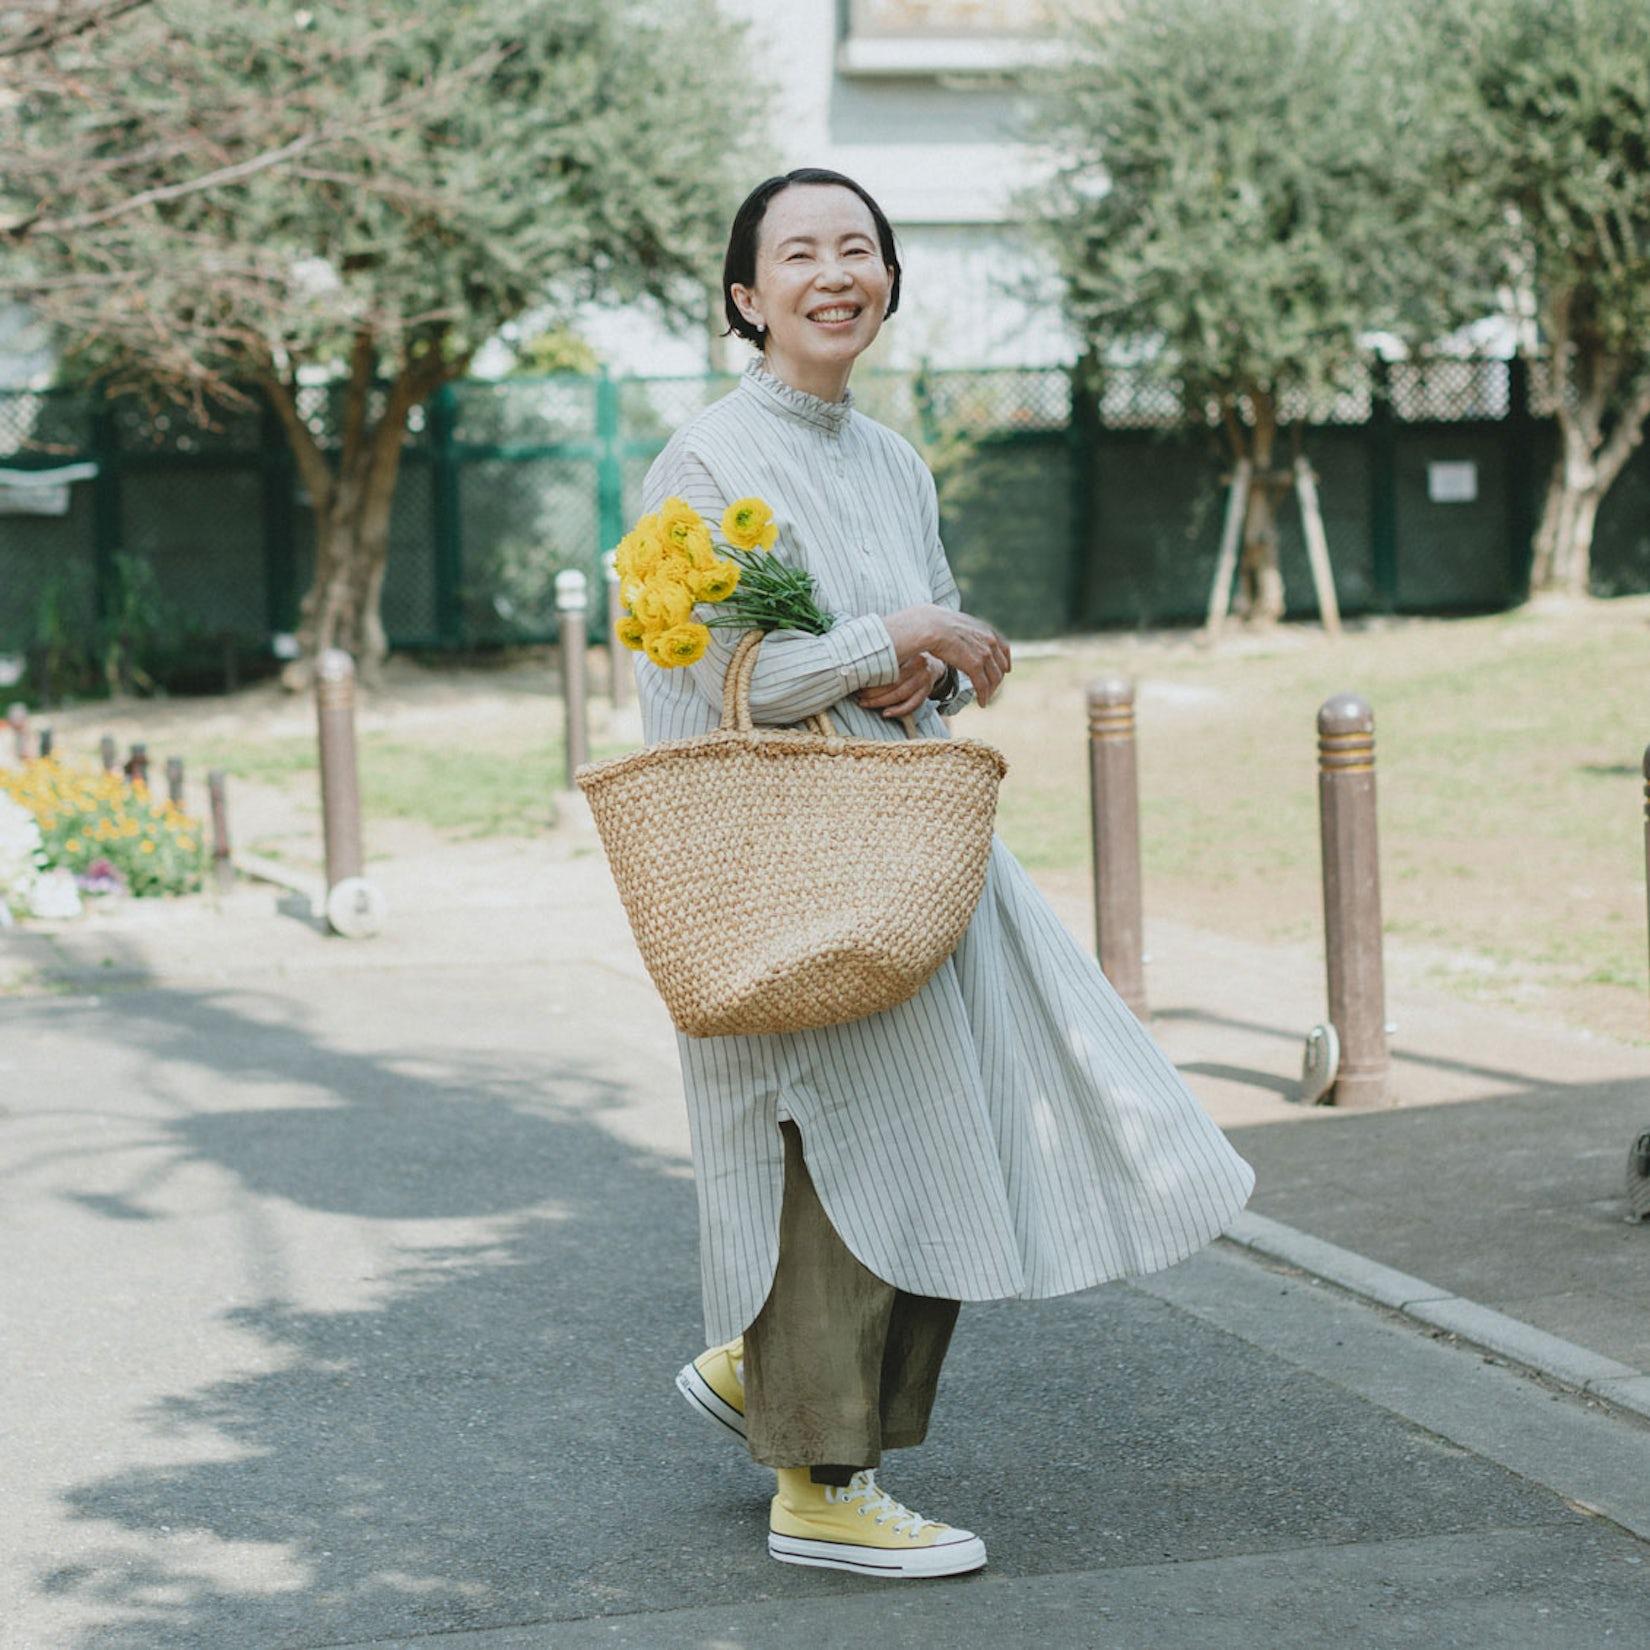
[563,0,1075,378]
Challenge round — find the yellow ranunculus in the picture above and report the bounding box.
[722,496,778,552]
[683,521,717,570]
[614,613,649,651]
[634,576,695,630]
[659,496,704,550]
[620,573,646,610]
[646,622,711,667]
[690,559,741,602]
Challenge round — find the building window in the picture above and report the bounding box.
[840,0,1058,75]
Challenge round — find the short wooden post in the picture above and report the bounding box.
[603,549,628,709]
[38,726,53,759]
[1086,676,1148,1020]
[1317,694,1390,1106]
[165,756,185,807]
[125,742,149,790]
[6,702,31,761]
[207,769,234,893]
[556,569,590,789]
[100,734,118,772]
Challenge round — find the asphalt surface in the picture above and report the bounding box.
[4,857,1650,1647]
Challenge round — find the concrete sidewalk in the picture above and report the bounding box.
[3,823,1649,1647]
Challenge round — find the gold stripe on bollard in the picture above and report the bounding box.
[1086,675,1148,1021]
[1317,693,1390,1107]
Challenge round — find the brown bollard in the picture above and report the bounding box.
[165,756,185,807]
[316,649,365,891]
[1642,745,1650,1024]
[100,734,118,772]
[207,769,234,893]
[125,742,149,790]
[603,550,629,710]
[6,701,30,761]
[1317,694,1390,1107]
[555,569,590,789]
[1086,676,1148,1020]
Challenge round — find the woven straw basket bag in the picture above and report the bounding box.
[576,627,1008,1038]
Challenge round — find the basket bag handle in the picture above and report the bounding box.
[721,628,922,741]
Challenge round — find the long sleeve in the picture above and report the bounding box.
[641,443,900,725]
[916,464,978,718]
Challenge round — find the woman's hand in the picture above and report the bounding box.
[855,651,945,718]
[882,603,1012,706]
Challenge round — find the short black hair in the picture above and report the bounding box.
[721,168,903,347]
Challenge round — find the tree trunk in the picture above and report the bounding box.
[262,339,452,690]
[1528,449,1602,597]
[1525,298,1650,600]
[1233,389,1286,626]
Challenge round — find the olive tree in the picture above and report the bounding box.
[1022,0,1481,624]
[10,0,766,680]
[1451,0,1650,596]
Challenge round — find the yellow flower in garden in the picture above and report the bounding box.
[140,840,156,855]
[690,560,741,602]
[178,837,197,852]
[65,838,81,853]
[614,613,649,651]
[722,496,778,551]
[645,622,710,667]
[634,576,695,631]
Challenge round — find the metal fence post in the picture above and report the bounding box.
[1086,676,1148,1020]
[556,570,589,789]
[315,649,384,936]
[89,400,121,627]
[1317,694,1390,1106]
[430,381,464,648]
[603,548,628,709]
[595,370,624,587]
[1369,357,1398,611]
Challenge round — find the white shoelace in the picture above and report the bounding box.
[824,1470,939,1538]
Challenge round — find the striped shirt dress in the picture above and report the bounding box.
[637,359,1255,1346]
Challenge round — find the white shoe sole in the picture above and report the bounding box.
[768,1529,987,1578]
[674,1360,747,1440]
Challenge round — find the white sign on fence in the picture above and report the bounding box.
[0,462,98,517]
[1427,460,1478,504]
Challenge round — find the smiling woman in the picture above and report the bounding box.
[632,167,1254,1584]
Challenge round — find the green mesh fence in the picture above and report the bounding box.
[2,360,1647,690]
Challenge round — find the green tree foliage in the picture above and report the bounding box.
[1449,0,1650,596]
[7,0,766,678]
[1023,0,1482,624]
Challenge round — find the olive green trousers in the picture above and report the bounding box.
[743,1120,961,1486]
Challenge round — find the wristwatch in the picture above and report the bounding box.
[928,664,959,705]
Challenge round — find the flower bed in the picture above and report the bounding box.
[0,758,206,904]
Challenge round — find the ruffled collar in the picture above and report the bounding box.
[738,357,855,434]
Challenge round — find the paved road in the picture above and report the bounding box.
[4,856,1649,1648]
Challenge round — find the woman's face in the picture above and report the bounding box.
[730,184,895,397]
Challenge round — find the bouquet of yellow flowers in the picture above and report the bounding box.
[611,495,833,668]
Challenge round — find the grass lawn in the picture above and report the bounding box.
[967,597,1649,1043]
[186,730,635,839]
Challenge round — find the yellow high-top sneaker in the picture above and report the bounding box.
[674,1335,746,1439]
[767,1468,987,1578]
